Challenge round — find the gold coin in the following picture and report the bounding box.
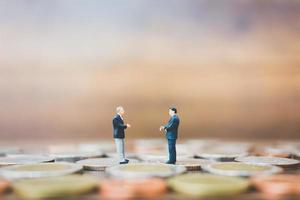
[168,173,249,197]
[13,175,98,199]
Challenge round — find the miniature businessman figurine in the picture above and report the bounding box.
[112,106,131,164]
[159,107,180,164]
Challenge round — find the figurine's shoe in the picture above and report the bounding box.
[125,159,129,162]
[119,160,129,165]
[165,161,176,164]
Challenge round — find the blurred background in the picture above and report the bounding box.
[0,0,300,142]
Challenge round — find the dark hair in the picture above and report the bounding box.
[169,107,177,113]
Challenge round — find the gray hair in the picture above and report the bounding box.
[116,106,124,114]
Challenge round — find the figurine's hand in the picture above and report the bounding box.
[127,124,131,128]
[159,126,164,132]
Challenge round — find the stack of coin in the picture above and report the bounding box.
[168,174,249,197]
[107,163,186,178]
[202,162,282,177]
[76,157,139,171]
[134,139,165,154]
[253,145,292,158]
[48,145,104,162]
[137,151,191,162]
[100,178,167,199]
[182,139,218,158]
[235,156,300,169]
[251,174,300,197]
[13,175,98,199]
[0,147,20,156]
[78,142,116,154]
[195,144,249,161]
[0,162,82,180]
[0,155,54,167]
[105,152,138,159]
[175,158,216,171]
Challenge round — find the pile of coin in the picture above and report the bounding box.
[0,139,298,199]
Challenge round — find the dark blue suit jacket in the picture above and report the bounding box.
[112,114,127,138]
[164,115,180,140]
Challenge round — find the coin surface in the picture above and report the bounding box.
[105,152,138,159]
[107,163,186,178]
[168,174,249,197]
[76,158,139,171]
[78,142,116,154]
[202,162,282,177]
[0,155,54,167]
[0,147,20,156]
[0,162,82,180]
[137,151,191,162]
[175,158,216,171]
[235,156,300,168]
[13,174,98,199]
[100,178,167,199]
[195,145,249,161]
[251,174,300,196]
[50,151,104,162]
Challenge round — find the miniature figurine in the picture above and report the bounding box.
[160,107,180,164]
[112,106,131,164]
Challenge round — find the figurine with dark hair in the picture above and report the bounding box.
[159,107,180,164]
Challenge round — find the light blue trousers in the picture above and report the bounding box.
[114,138,126,162]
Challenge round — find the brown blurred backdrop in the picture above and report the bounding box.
[0,0,300,141]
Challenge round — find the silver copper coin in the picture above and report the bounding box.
[0,162,82,180]
[76,158,139,171]
[107,163,186,178]
[235,156,300,168]
[202,162,283,177]
[0,155,54,167]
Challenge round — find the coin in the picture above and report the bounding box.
[105,152,138,159]
[253,146,292,158]
[134,139,165,153]
[13,174,98,199]
[107,163,186,178]
[251,174,300,197]
[0,147,20,156]
[195,145,249,161]
[137,151,191,162]
[0,178,10,194]
[48,144,105,162]
[202,162,282,177]
[78,142,116,154]
[76,158,139,171]
[235,156,300,168]
[0,162,82,180]
[168,174,249,197]
[0,155,54,167]
[175,158,216,171]
[100,178,167,199]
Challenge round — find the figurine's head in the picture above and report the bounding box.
[169,107,177,116]
[116,106,125,116]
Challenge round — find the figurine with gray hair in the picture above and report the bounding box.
[112,106,131,164]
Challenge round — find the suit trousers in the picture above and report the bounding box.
[167,139,176,163]
[115,138,125,162]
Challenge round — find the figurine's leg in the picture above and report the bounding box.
[167,139,176,164]
[115,138,125,162]
[121,138,125,161]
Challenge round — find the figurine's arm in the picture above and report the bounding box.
[113,118,127,129]
[164,118,176,131]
